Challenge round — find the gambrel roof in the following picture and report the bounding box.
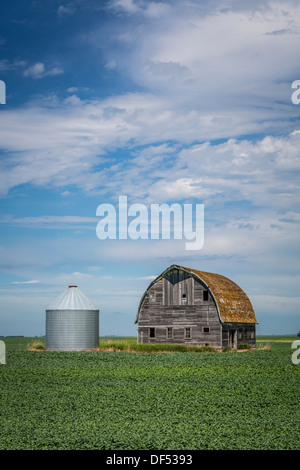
[135,264,258,325]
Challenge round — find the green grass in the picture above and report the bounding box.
[256,335,298,343]
[0,336,299,450]
[98,338,217,353]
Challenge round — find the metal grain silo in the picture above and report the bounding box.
[46,285,99,351]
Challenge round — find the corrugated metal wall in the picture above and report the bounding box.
[46,309,99,351]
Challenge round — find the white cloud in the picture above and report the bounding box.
[104,60,117,70]
[11,280,40,284]
[0,91,299,216]
[0,59,27,71]
[67,87,78,93]
[23,62,64,79]
[108,0,171,17]
[57,271,94,282]
[0,215,97,230]
[57,4,75,17]
[64,94,83,106]
[108,0,141,14]
[136,275,156,280]
[100,0,300,120]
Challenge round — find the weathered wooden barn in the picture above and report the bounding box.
[135,264,258,349]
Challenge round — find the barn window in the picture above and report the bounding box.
[203,290,209,301]
[181,293,187,304]
[203,327,210,333]
[167,327,173,339]
[149,290,156,302]
[185,327,191,339]
[149,328,155,338]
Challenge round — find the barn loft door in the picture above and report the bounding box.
[164,269,194,306]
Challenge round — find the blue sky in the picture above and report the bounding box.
[0,0,300,336]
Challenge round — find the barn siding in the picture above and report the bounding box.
[137,273,222,347]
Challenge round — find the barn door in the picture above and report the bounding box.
[229,330,237,349]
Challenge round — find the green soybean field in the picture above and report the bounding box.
[0,336,299,450]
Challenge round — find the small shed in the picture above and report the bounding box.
[135,264,258,348]
[46,285,99,351]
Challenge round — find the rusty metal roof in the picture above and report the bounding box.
[181,265,258,324]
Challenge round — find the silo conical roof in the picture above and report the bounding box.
[47,285,97,311]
